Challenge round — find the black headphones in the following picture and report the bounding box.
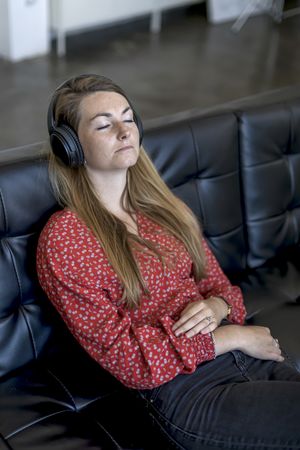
[47,75,144,168]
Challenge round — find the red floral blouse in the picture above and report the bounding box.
[36,209,246,389]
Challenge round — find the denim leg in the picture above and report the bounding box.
[139,352,300,450]
[232,350,300,382]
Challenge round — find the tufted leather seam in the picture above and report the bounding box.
[75,392,121,411]
[19,306,38,359]
[174,169,239,187]
[93,419,123,450]
[208,223,244,238]
[0,433,13,450]
[46,369,77,411]
[47,368,120,412]
[188,123,201,176]
[286,102,294,152]
[247,210,296,224]
[242,157,289,170]
[198,169,239,181]
[287,159,295,206]
[188,123,206,229]
[4,386,123,446]
[235,110,251,269]
[286,154,296,204]
[292,212,300,244]
[2,239,40,359]
[0,189,8,233]
[4,409,70,440]
[252,206,300,220]
[2,240,23,300]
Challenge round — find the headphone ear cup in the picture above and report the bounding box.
[50,124,85,168]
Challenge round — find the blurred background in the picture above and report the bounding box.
[0,0,300,150]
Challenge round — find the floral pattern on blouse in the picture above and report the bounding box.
[36,209,246,389]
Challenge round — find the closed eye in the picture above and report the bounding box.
[96,119,133,130]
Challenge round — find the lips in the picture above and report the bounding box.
[116,145,133,152]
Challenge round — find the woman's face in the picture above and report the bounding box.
[77,91,140,174]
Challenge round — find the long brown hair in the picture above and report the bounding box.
[48,74,206,308]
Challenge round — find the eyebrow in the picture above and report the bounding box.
[89,106,132,122]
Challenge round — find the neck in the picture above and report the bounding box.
[86,167,128,214]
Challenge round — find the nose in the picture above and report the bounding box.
[117,122,130,141]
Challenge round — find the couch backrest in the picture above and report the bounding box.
[144,113,247,273]
[0,158,59,377]
[238,100,300,267]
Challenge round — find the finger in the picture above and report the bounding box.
[271,338,282,354]
[172,304,207,332]
[172,316,191,332]
[267,339,284,361]
[172,308,207,333]
[174,314,211,336]
[173,316,204,336]
[173,313,214,336]
[269,351,284,362]
[200,319,218,335]
[259,345,284,362]
[187,319,218,338]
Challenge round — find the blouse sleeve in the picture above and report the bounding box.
[197,238,246,324]
[36,214,216,390]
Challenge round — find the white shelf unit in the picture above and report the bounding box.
[50,0,203,56]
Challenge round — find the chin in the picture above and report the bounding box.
[123,153,139,168]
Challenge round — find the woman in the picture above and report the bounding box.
[37,74,300,450]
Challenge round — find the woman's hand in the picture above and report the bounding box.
[236,325,284,362]
[172,296,228,338]
[213,325,284,362]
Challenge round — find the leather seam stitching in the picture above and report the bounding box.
[93,419,123,449]
[19,307,38,358]
[0,189,8,233]
[188,123,206,228]
[2,238,38,359]
[4,410,69,440]
[2,240,23,300]
[47,369,77,411]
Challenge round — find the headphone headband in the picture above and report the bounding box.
[47,74,144,168]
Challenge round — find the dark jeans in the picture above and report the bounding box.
[138,351,300,450]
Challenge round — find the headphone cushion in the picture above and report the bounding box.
[50,124,85,168]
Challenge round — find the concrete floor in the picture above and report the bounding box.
[0,3,300,150]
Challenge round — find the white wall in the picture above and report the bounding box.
[0,0,49,62]
[0,0,10,57]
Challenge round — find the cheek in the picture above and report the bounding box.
[80,134,107,160]
[78,131,90,157]
[86,147,109,166]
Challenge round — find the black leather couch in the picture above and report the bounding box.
[1,95,300,450]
